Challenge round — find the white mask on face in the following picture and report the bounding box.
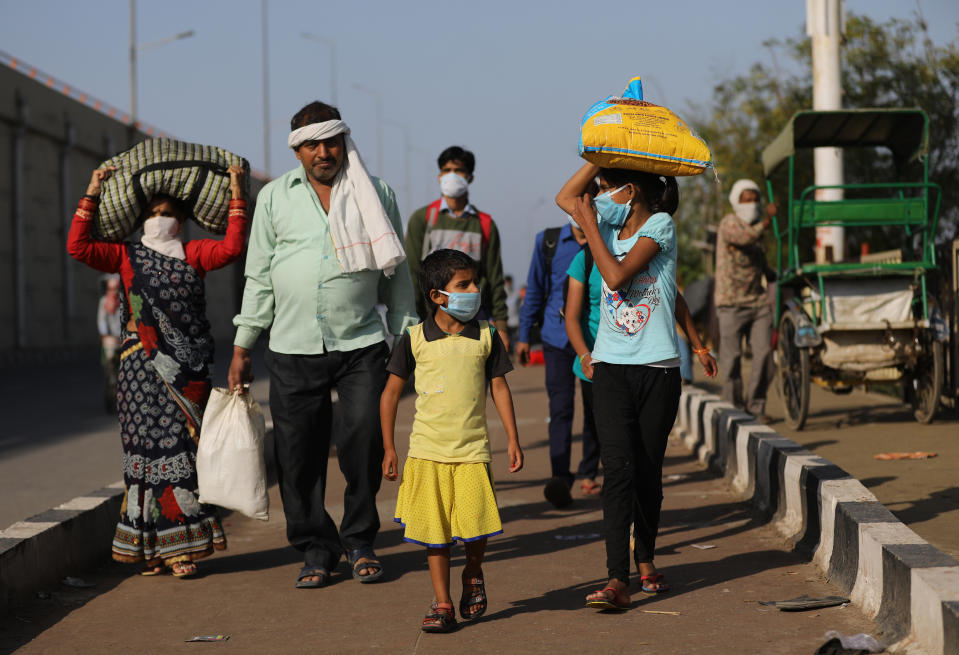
[141,215,185,259]
[734,202,762,224]
[439,172,469,198]
[728,179,763,225]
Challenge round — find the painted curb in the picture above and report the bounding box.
[0,423,277,616]
[0,482,124,613]
[675,386,959,655]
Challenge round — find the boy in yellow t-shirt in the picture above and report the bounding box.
[381,248,523,633]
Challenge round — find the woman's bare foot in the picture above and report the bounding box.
[171,561,197,578]
[585,578,630,609]
[637,562,669,593]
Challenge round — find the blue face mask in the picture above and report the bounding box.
[440,290,481,322]
[593,185,631,227]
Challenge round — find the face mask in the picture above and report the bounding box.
[734,202,762,224]
[439,172,469,198]
[439,290,481,322]
[593,185,631,227]
[143,216,181,241]
[141,215,185,259]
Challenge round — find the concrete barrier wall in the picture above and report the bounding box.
[674,386,959,655]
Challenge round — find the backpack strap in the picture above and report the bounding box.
[583,245,594,295]
[535,227,563,327]
[478,211,492,248]
[425,199,442,228]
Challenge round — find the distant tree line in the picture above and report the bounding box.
[674,12,959,282]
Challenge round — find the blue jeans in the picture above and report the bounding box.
[543,342,601,483]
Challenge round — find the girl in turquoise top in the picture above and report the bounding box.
[557,162,716,611]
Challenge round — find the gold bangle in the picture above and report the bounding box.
[692,347,710,355]
[579,352,590,362]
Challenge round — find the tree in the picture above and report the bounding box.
[675,11,959,281]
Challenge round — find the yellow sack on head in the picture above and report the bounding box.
[579,77,712,177]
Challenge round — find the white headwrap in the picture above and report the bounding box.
[288,120,406,276]
[728,179,762,225]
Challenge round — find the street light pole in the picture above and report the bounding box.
[412,145,434,203]
[261,0,271,177]
[300,32,337,105]
[129,0,194,133]
[384,119,411,216]
[129,0,136,128]
[352,82,383,175]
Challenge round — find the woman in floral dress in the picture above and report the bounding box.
[67,165,248,577]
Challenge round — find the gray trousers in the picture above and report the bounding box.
[718,304,774,415]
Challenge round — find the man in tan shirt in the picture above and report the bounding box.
[713,179,777,423]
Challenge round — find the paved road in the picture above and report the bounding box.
[0,347,272,530]
[1,365,877,654]
[695,363,959,560]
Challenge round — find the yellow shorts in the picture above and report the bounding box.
[394,457,503,548]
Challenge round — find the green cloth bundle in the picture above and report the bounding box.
[94,138,249,241]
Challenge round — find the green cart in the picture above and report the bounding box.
[762,108,945,429]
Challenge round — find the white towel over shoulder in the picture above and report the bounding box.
[288,120,406,276]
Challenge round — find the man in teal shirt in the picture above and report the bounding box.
[229,101,417,588]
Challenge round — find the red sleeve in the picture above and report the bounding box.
[185,199,249,273]
[66,197,125,273]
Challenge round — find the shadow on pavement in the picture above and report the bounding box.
[484,548,799,619]
[0,561,128,652]
[887,486,959,526]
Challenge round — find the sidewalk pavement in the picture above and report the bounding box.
[0,366,879,654]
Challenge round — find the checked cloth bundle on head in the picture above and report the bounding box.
[288,120,406,276]
[93,138,250,241]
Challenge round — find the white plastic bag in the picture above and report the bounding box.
[197,388,269,521]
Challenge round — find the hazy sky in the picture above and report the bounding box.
[2,0,956,279]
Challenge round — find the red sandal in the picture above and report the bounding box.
[421,602,457,633]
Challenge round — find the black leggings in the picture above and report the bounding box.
[592,363,681,584]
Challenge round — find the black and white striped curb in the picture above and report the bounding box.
[0,482,125,614]
[675,386,959,655]
[0,418,278,615]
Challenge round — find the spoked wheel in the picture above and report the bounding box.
[909,339,943,424]
[776,312,810,430]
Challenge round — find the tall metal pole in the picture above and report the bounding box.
[261,0,271,176]
[300,33,337,105]
[129,0,137,129]
[807,0,845,263]
[385,120,411,216]
[352,83,383,175]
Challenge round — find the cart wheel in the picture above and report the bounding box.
[776,312,810,430]
[910,340,943,424]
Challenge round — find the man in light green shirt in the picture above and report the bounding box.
[229,101,417,588]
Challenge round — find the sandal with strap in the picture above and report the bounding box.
[580,479,602,496]
[347,547,384,583]
[171,561,197,578]
[640,573,670,594]
[421,602,457,633]
[140,565,164,577]
[459,573,487,621]
[585,586,630,610]
[295,566,329,589]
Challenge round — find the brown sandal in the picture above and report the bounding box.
[421,602,456,633]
